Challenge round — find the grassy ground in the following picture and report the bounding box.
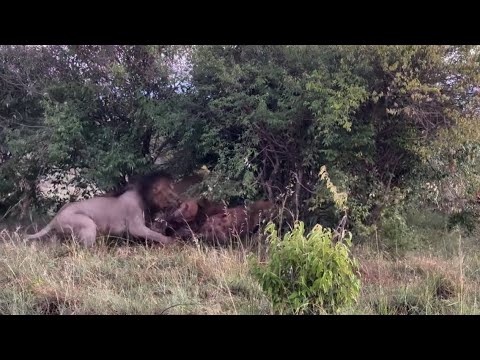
[1,223,479,315]
[0,230,272,315]
[351,242,480,314]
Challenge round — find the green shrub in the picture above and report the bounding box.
[448,210,476,234]
[379,208,414,256]
[251,221,360,314]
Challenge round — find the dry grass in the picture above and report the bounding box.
[2,226,480,315]
[0,229,272,315]
[350,239,480,315]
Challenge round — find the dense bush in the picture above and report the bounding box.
[2,45,480,249]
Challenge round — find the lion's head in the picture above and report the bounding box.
[166,199,199,224]
[136,171,181,212]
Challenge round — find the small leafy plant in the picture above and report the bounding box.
[251,221,360,314]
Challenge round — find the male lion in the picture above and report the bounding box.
[25,171,181,247]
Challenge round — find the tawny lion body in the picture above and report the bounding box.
[152,198,226,240]
[26,171,180,247]
[162,198,274,245]
[198,199,275,245]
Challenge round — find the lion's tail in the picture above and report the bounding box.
[25,222,54,241]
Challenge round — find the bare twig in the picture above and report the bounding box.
[332,213,348,243]
[159,302,199,315]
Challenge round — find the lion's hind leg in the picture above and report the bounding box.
[57,214,98,247]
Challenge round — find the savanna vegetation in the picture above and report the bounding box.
[1,45,480,314]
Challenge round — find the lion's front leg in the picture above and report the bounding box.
[128,222,175,245]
